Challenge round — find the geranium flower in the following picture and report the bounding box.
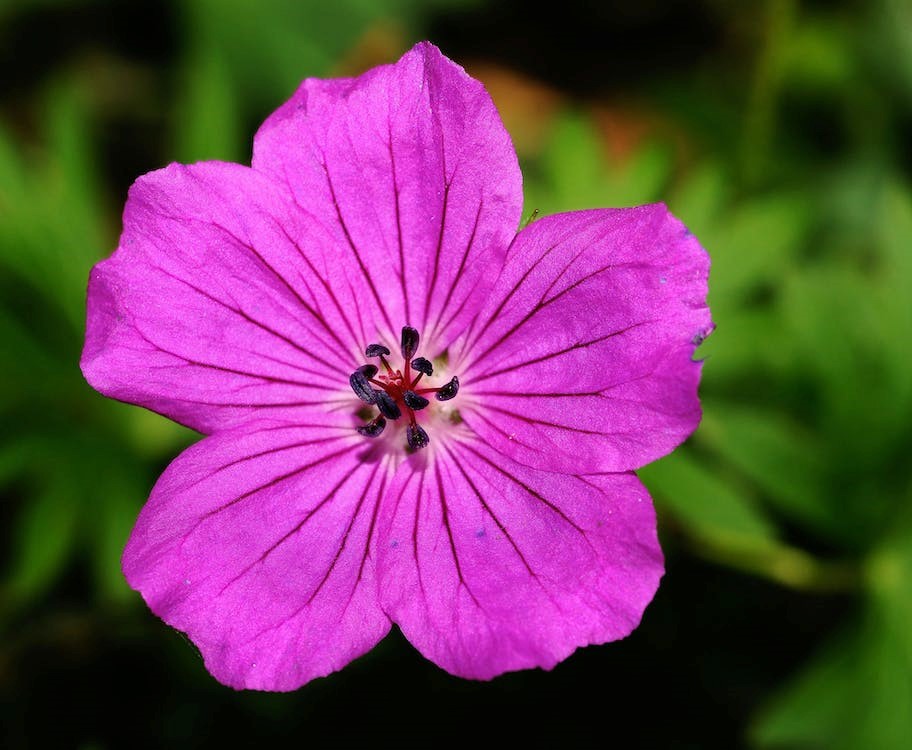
[81,42,712,691]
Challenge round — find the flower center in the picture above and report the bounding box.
[349,325,459,451]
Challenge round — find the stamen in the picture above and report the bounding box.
[406,423,430,450]
[411,357,433,376]
[356,415,386,437]
[358,363,378,378]
[354,327,459,449]
[400,326,419,360]
[403,390,429,411]
[374,390,402,420]
[349,370,376,403]
[435,376,459,401]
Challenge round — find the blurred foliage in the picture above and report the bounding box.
[522,2,912,745]
[1,0,911,748]
[174,0,478,162]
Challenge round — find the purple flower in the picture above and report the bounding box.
[81,42,712,691]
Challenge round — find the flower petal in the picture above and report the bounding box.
[455,205,712,473]
[81,161,365,433]
[252,41,523,349]
[123,422,392,691]
[377,440,662,679]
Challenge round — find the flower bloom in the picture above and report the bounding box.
[81,42,712,690]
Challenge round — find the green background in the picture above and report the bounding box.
[1,0,910,747]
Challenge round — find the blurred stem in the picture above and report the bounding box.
[692,535,861,593]
[741,0,795,185]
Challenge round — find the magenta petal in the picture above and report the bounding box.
[377,439,662,679]
[456,205,713,473]
[123,422,392,691]
[83,44,709,691]
[252,41,523,347]
[81,161,365,433]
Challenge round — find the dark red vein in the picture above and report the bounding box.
[135,329,331,391]
[306,460,383,605]
[446,450,536,578]
[210,220,350,355]
[272,172,370,353]
[273,222,355,326]
[423,176,452,326]
[467,322,652,384]
[412,470,427,600]
[457,441,589,538]
[538,241,591,301]
[157,397,347,410]
[457,240,562,355]
[345,274,369,347]
[152,264,347,377]
[197,443,357,523]
[321,157,395,333]
[175,429,351,496]
[480,401,606,437]
[356,460,390,583]
[273,212,364,355]
[214,459,370,600]
[423,79,454,328]
[244,348,341,387]
[387,129,410,323]
[462,409,541,452]
[469,260,623,367]
[430,197,484,342]
[435,461,482,609]
[199,433,349,484]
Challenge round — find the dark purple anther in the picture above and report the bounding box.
[435,376,459,401]
[406,423,430,450]
[354,327,459,449]
[411,357,433,376]
[374,390,402,420]
[400,326,419,360]
[358,363,379,379]
[356,415,386,438]
[349,370,376,403]
[403,390,429,411]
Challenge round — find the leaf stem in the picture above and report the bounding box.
[687,533,861,593]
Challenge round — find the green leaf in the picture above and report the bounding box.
[752,514,912,750]
[696,307,790,385]
[0,78,108,333]
[173,45,243,163]
[701,193,810,314]
[781,17,856,93]
[0,306,67,410]
[87,464,146,605]
[179,0,472,111]
[668,161,728,236]
[696,399,834,537]
[867,0,912,105]
[644,448,857,591]
[0,121,28,205]
[0,436,40,486]
[525,111,672,213]
[641,450,777,545]
[781,263,906,466]
[751,621,873,750]
[2,475,80,610]
[873,181,912,420]
[121,406,196,459]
